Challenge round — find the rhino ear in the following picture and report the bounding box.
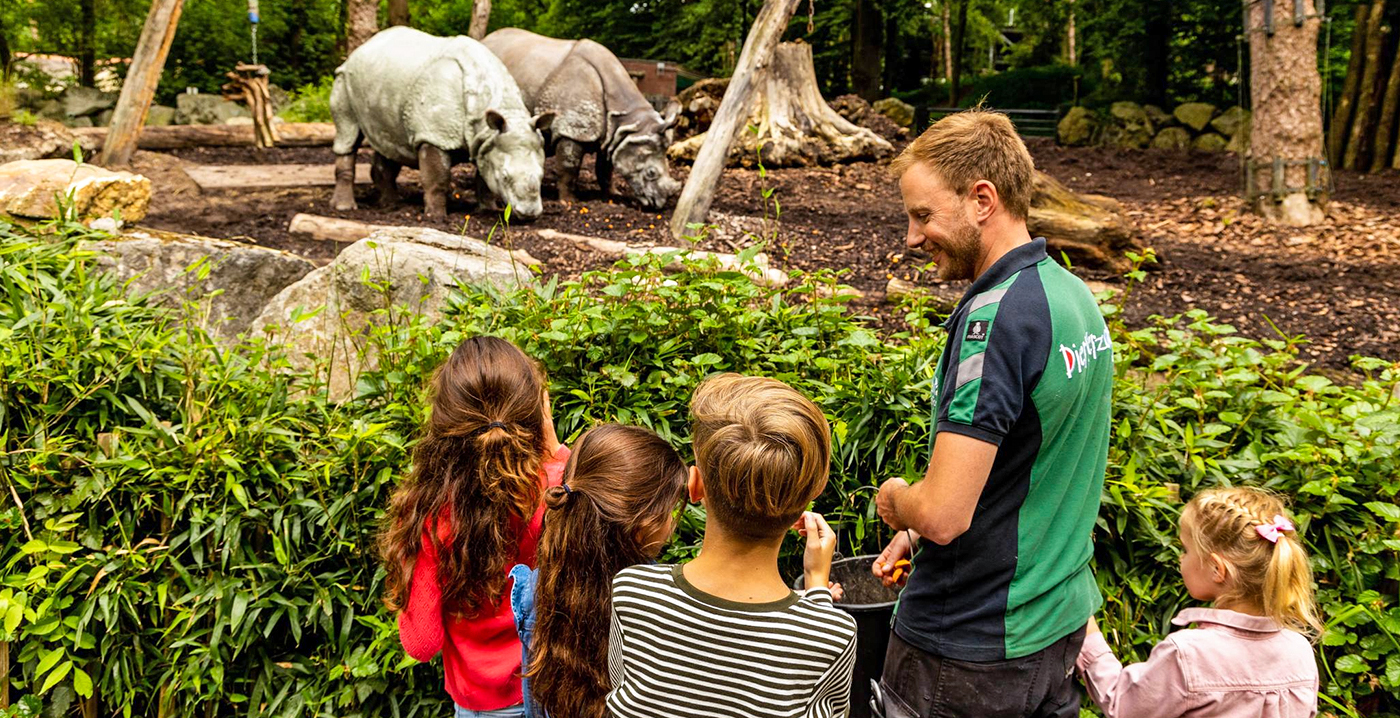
[486,109,507,133]
[533,111,555,132]
[660,101,680,130]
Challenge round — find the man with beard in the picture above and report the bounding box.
[870,110,1114,718]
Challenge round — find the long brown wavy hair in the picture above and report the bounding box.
[380,335,549,617]
[527,424,688,718]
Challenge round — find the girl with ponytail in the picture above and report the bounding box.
[379,336,571,718]
[1077,486,1321,718]
[507,424,689,718]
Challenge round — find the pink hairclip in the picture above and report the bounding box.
[1255,515,1295,544]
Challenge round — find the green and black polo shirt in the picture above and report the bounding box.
[893,238,1114,662]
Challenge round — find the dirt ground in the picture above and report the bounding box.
[137,138,1400,371]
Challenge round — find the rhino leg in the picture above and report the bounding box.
[332,153,359,211]
[473,172,502,213]
[329,77,361,211]
[596,154,614,197]
[371,152,402,206]
[418,144,451,219]
[555,138,583,203]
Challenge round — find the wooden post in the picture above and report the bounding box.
[468,0,491,40]
[99,0,185,167]
[669,0,800,241]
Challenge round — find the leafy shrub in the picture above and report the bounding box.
[0,221,1397,717]
[278,76,335,124]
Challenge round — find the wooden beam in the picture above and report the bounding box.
[669,0,800,241]
[74,122,337,150]
[99,0,185,167]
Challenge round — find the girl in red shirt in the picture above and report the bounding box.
[379,336,570,717]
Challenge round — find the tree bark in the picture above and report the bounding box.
[668,43,892,167]
[387,0,409,27]
[1248,0,1326,226]
[1066,0,1077,66]
[852,0,882,101]
[941,1,953,82]
[0,13,11,81]
[99,0,184,167]
[1370,38,1400,172]
[669,0,801,241]
[949,0,969,105]
[881,10,898,98]
[1328,2,1369,163]
[1344,0,1386,170]
[468,0,491,40]
[1144,1,1169,104]
[346,0,378,53]
[79,0,96,86]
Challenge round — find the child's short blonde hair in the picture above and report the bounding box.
[1184,487,1321,636]
[690,373,830,540]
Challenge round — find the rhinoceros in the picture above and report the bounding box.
[330,26,554,220]
[483,28,681,210]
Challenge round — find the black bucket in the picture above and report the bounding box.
[794,555,901,718]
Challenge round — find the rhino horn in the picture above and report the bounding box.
[486,109,507,132]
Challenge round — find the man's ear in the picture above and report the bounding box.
[688,465,705,504]
[970,179,1000,223]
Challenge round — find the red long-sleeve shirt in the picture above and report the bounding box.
[398,444,570,711]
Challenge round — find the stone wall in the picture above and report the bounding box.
[10,85,280,130]
[1058,101,1250,154]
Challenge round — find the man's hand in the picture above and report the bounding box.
[1085,615,1101,637]
[871,529,916,588]
[876,477,911,531]
[795,511,837,591]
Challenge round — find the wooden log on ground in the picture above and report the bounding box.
[1344,0,1387,170]
[1028,171,1141,272]
[99,0,184,166]
[538,227,789,286]
[289,213,542,265]
[669,0,801,240]
[74,122,336,150]
[1328,3,1370,163]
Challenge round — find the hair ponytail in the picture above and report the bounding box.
[1263,533,1323,635]
[527,425,689,718]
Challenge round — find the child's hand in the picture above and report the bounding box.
[795,511,837,591]
[828,581,844,602]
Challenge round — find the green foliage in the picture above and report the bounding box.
[278,75,335,123]
[0,223,1398,716]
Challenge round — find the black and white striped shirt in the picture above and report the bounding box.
[606,564,858,718]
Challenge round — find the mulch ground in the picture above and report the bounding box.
[139,138,1400,371]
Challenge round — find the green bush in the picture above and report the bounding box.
[0,221,1397,717]
[278,76,336,124]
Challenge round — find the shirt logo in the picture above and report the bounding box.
[965,320,989,342]
[1060,328,1112,379]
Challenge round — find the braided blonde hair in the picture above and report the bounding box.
[1183,487,1321,636]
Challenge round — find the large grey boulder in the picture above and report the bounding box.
[86,229,316,341]
[1103,101,1154,149]
[1192,132,1229,152]
[62,86,117,118]
[146,105,176,126]
[1211,106,1250,138]
[1057,106,1099,146]
[1151,127,1192,150]
[252,226,536,399]
[0,120,79,163]
[174,93,250,125]
[1226,115,1252,154]
[1174,102,1217,132]
[0,159,150,222]
[872,97,916,128]
[1144,104,1176,129]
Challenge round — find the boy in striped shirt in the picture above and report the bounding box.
[606,374,858,718]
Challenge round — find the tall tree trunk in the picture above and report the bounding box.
[387,0,409,27]
[1329,3,1371,163]
[852,0,882,101]
[949,0,969,105]
[468,0,490,39]
[1066,0,1077,66]
[1248,0,1326,226]
[1370,39,1400,172]
[881,10,898,97]
[346,0,378,52]
[79,0,96,86]
[1344,0,1387,170]
[942,0,953,83]
[99,0,185,167]
[930,12,943,82]
[1144,1,1170,105]
[0,13,12,81]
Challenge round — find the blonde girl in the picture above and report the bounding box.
[1077,486,1321,718]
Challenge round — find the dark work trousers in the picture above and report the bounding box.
[874,626,1087,718]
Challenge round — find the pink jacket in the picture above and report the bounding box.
[1077,608,1318,718]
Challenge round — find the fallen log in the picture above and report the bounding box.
[1028,171,1140,272]
[289,213,541,266]
[536,227,789,286]
[74,122,337,150]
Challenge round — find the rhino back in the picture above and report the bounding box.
[482,28,577,107]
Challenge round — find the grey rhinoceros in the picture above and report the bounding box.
[483,28,681,210]
[330,26,553,220]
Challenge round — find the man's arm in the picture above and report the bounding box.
[877,431,998,545]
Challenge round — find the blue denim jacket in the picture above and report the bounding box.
[508,564,542,718]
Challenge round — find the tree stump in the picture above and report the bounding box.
[668,43,893,168]
[1028,172,1140,272]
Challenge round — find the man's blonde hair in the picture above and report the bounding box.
[690,373,831,540]
[890,108,1036,220]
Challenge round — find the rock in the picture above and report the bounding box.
[85,229,315,341]
[829,94,871,125]
[1057,106,1100,146]
[1103,101,1154,149]
[174,93,250,125]
[0,120,80,163]
[1173,102,1217,132]
[36,100,64,120]
[829,94,907,143]
[61,86,118,118]
[0,159,151,222]
[64,116,94,128]
[872,97,915,128]
[146,105,176,126]
[1226,115,1252,154]
[1151,127,1192,150]
[267,85,290,113]
[94,109,114,127]
[252,226,535,399]
[1192,132,1228,152]
[1144,104,1176,128]
[1211,106,1250,138]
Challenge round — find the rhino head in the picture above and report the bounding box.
[477,109,554,221]
[610,103,682,210]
